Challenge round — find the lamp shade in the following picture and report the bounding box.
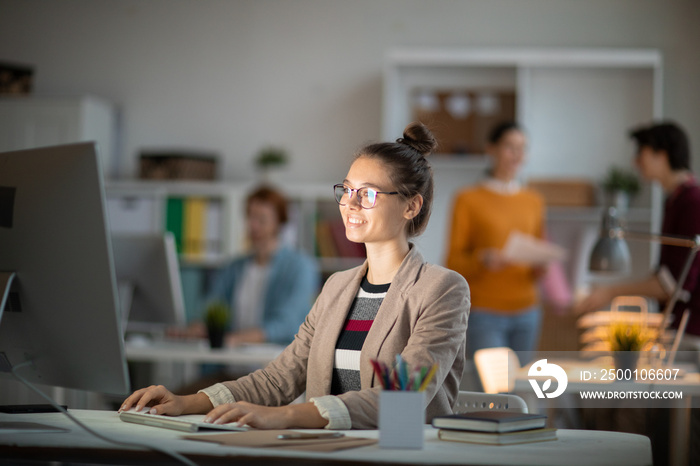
[588,207,631,273]
[589,235,631,272]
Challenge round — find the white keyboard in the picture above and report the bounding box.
[119,410,249,433]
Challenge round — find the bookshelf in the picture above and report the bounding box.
[105,180,247,266]
[106,180,248,320]
[105,179,365,271]
[105,180,366,315]
[382,47,664,292]
[279,182,366,280]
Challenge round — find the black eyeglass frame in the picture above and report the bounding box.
[333,183,400,209]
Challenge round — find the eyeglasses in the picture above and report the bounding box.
[333,184,399,209]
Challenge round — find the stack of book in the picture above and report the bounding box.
[431,411,556,445]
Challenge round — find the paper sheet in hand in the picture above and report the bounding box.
[502,232,567,265]
[184,430,377,452]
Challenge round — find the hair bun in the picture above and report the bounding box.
[398,122,438,157]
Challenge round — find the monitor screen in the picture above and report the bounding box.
[112,232,185,333]
[0,142,130,395]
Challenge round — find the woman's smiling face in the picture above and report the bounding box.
[339,157,411,246]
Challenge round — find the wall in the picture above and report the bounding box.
[0,0,699,184]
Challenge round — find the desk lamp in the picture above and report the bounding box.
[588,207,700,335]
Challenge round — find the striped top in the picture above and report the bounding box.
[330,276,390,395]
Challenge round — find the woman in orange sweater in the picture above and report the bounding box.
[447,121,545,357]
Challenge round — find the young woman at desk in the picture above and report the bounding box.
[120,122,470,430]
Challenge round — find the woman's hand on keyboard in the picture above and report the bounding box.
[203,400,328,430]
[119,385,213,416]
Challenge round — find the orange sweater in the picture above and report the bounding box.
[446,185,545,312]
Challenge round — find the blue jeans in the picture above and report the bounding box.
[467,306,542,359]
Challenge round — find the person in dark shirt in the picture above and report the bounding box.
[577,121,700,347]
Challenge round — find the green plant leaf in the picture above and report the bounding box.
[204,301,229,329]
[255,146,288,168]
[603,166,640,195]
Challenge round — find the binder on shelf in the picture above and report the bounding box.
[205,200,223,257]
[183,197,206,256]
[315,221,338,258]
[165,197,184,253]
[328,220,366,258]
[165,196,223,259]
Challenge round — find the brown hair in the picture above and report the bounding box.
[245,185,288,225]
[355,122,437,237]
[630,121,691,171]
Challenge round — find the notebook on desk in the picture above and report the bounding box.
[119,410,249,433]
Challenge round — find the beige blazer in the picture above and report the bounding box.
[219,245,470,429]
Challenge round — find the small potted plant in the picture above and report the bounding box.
[602,166,640,213]
[204,301,229,349]
[255,146,288,183]
[608,322,653,371]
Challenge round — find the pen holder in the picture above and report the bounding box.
[378,390,425,449]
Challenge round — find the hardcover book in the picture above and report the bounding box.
[431,411,547,433]
[437,427,557,445]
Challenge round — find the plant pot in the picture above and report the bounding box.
[613,351,639,372]
[258,166,288,185]
[607,190,631,213]
[207,326,225,349]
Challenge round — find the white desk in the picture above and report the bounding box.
[512,358,700,466]
[125,339,284,366]
[0,409,652,465]
[125,339,284,389]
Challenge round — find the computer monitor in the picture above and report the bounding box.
[111,232,186,333]
[0,142,130,395]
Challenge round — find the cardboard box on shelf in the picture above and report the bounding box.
[139,151,219,181]
[0,61,34,95]
[527,179,596,207]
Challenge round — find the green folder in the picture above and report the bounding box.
[165,197,184,253]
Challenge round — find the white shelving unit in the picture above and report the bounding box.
[0,95,118,178]
[382,47,663,291]
[106,179,248,322]
[279,182,366,277]
[105,180,248,266]
[106,179,364,281]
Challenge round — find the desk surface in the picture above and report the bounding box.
[125,339,285,366]
[0,409,652,465]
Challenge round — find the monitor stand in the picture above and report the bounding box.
[0,272,16,322]
[117,280,134,334]
[0,272,71,419]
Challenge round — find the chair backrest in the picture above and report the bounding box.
[577,295,662,351]
[473,347,520,394]
[454,390,528,413]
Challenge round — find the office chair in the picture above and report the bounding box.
[473,347,520,394]
[454,391,528,413]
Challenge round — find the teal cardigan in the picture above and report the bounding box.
[204,247,320,344]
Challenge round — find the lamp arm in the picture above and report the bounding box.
[617,230,700,249]
[614,229,700,336]
[658,245,699,333]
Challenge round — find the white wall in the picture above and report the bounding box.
[0,0,699,183]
